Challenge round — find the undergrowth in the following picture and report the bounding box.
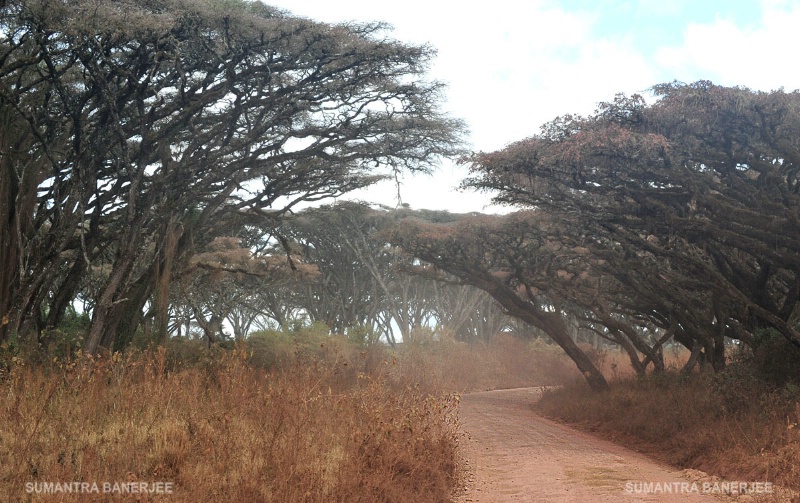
[537,344,800,493]
[0,347,460,502]
[0,329,573,502]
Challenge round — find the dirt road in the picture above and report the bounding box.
[455,387,734,503]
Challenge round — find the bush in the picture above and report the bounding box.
[245,322,336,369]
[748,328,800,387]
[40,310,89,360]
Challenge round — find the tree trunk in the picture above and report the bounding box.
[45,256,87,328]
[681,341,702,374]
[477,277,609,392]
[611,329,646,376]
[544,315,609,391]
[85,253,135,353]
[0,127,44,343]
[154,222,181,345]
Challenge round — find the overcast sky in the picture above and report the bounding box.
[265,0,800,213]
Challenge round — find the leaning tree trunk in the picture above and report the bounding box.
[84,260,132,354]
[477,278,609,392]
[84,221,149,353]
[0,133,44,343]
[153,221,182,345]
[534,312,609,392]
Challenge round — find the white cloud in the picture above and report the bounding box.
[265,0,798,212]
[654,2,800,91]
[389,3,655,151]
[272,1,618,146]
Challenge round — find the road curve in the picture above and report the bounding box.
[455,387,728,503]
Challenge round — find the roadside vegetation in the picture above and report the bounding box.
[537,332,800,493]
[0,327,575,502]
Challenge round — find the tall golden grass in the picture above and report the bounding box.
[0,332,575,502]
[0,347,461,502]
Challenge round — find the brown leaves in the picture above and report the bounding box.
[456,80,800,352]
[186,237,318,283]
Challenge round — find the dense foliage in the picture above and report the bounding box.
[0,0,463,352]
[388,82,800,390]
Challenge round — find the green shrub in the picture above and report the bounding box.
[246,322,335,369]
[345,325,382,348]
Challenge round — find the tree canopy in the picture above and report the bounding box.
[5,0,797,394]
[0,0,464,351]
[388,81,800,390]
[278,203,511,345]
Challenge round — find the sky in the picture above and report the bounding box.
[265,0,800,213]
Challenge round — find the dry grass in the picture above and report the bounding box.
[537,356,800,493]
[587,345,692,381]
[0,329,580,502]
[390,334,582,394]
[0,346,461,502]
[0,331,571,503]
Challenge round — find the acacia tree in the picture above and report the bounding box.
[385,212,612,390]
[322,206,440,344]
[0,0,464,351]
[174,236,316,345]
[278,204,389,337]
[459,81,800,370]
[385,82,800,389]
[280,203,493,344]
[429,281,511,343]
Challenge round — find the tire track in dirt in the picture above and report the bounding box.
[455,387,731,502]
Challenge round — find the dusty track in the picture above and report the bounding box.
[455,387,731,502]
